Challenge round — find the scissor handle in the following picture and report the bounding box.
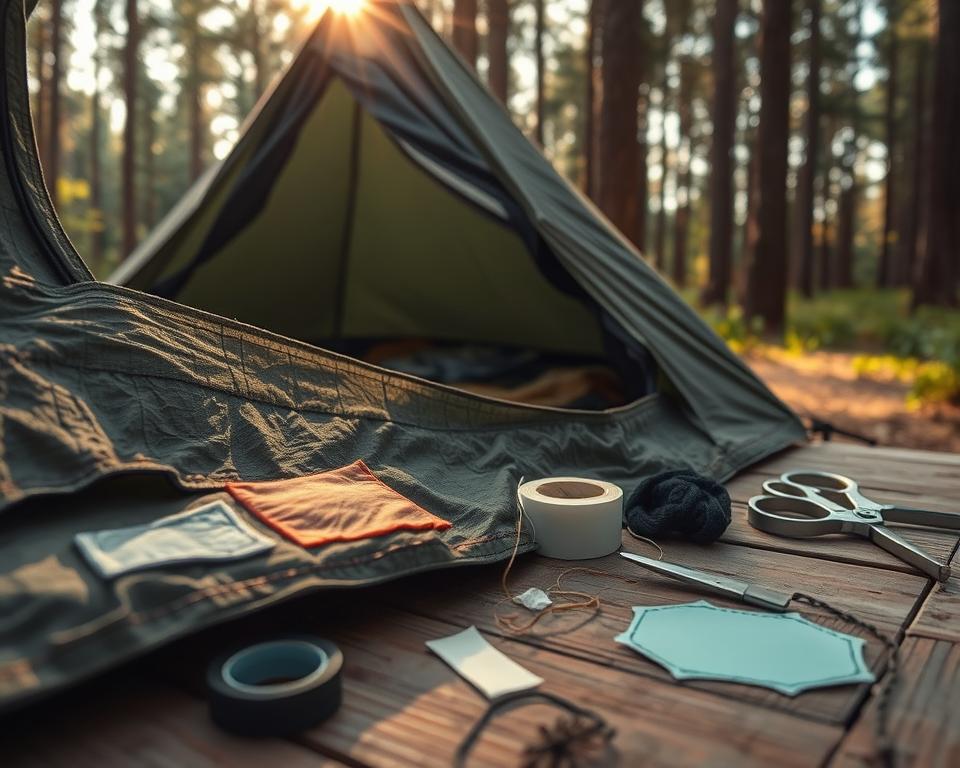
[780,470,857,493]
[761,479,847,511]
[747,495,845,538]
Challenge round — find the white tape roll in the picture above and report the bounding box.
[518,478,623,560]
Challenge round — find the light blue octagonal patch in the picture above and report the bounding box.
[615,600,875,696]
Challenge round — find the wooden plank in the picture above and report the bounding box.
[743,445,960,497]
[830,638,960,767]
[907,540,960,643]
[0,678,343,768]
[805,441,960,468]
[303,606,844,767]
[726,472,960,514]
[381,539,927,725]
[718,501,958,576]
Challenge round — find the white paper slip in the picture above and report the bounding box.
[425,625,543,699]
[75,500,276,579]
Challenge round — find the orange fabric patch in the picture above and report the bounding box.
[226,460,451,548]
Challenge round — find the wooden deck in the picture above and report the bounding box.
[4,442,959,767]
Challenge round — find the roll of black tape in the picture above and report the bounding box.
[207,636,343,737]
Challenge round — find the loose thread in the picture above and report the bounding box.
[496,485,662,635]
[792,592,899,768]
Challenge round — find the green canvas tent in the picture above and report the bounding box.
[0,0,804,712]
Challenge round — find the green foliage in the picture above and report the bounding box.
[701,289,960,405]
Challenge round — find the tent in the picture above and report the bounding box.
[0,0,804,712]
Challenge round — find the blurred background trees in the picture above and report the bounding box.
[25,0,958,317]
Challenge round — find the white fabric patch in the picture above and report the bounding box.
[513,587,553,612]
[75,501,275,579]
[425,625,543,699]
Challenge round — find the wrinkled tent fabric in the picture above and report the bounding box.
[0,0,805,713]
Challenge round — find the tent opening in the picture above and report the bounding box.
[114,70,658,411]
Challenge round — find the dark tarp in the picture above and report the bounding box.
[0,0,805,713]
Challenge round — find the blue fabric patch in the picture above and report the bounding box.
[615,600,875,696]
[75,500,276,579]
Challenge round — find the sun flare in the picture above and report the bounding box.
[299,0,366,22]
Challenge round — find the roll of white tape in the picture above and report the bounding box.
[518,478,623,560]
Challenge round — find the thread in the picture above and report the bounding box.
[495,481,662,635]
[625,470,731,544]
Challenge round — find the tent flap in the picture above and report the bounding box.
[0,0,804,713]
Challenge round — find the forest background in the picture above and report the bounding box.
[25,0,960,449]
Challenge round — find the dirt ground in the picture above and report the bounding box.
[745,349,960,453]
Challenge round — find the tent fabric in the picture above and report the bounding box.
[0,0,805,713]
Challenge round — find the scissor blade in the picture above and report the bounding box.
[619,552,793,611]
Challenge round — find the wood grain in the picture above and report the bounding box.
[718,501,958,575]
[0,679,343,768]
[304,606,844,767]
[380,537,926,725]
[907,539,960,643]
[830,638,960,767]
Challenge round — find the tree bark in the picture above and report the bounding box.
[452,0,478,69]
[818,119,836,291]
[654,76,670,269]
[534,0,545,145]
[143,99,156,229]
[633,89,650,251]
[487,0,509,104]
[794,0,821,298]
[189,17,204,182]
[897,43,926,287]
[702,0,737,306]
[745,0,792,334]
[672,57,693,287]
[878,19,899,288]
[90,0,104,268]
[598,0,642,244]
[33,16,46,163]
[122,0,139,258]
[835,171,856,287]
[585,0,599,196]
[913,0,960,307]
[47,0,63,209]
[834,0,863,290]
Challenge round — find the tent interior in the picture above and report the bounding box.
[114,25,658,411]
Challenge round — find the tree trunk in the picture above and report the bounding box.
[487,0,509,104]
[834,0,863,290]
[47,0,63,209]
[122,0,139,258]
[598,0,642,244]
[897,43,927,287]
[452,0,478,68]
[143,100,156,229]
[878,21,899,288]
[33,17,46,161]
[654,76,670,269]
[251,4,265,99]
[913,0,960,307]
[702,0,737,306]
[189,20,203,182]
[672,58,693,287]
[745,0,791,334]
[90,0,104,268]
[794,0,821,298]
[585,0,599,196]
[633,92,650,251]
[534,0,545,145]
[818,119,835,291]
[835,172,856,287]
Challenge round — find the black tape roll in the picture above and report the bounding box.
[207,636,343,737]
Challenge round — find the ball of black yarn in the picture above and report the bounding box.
[625,470,731,544]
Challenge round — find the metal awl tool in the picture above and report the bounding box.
[619,551,794,611]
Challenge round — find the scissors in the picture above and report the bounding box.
[748,470,960,583]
